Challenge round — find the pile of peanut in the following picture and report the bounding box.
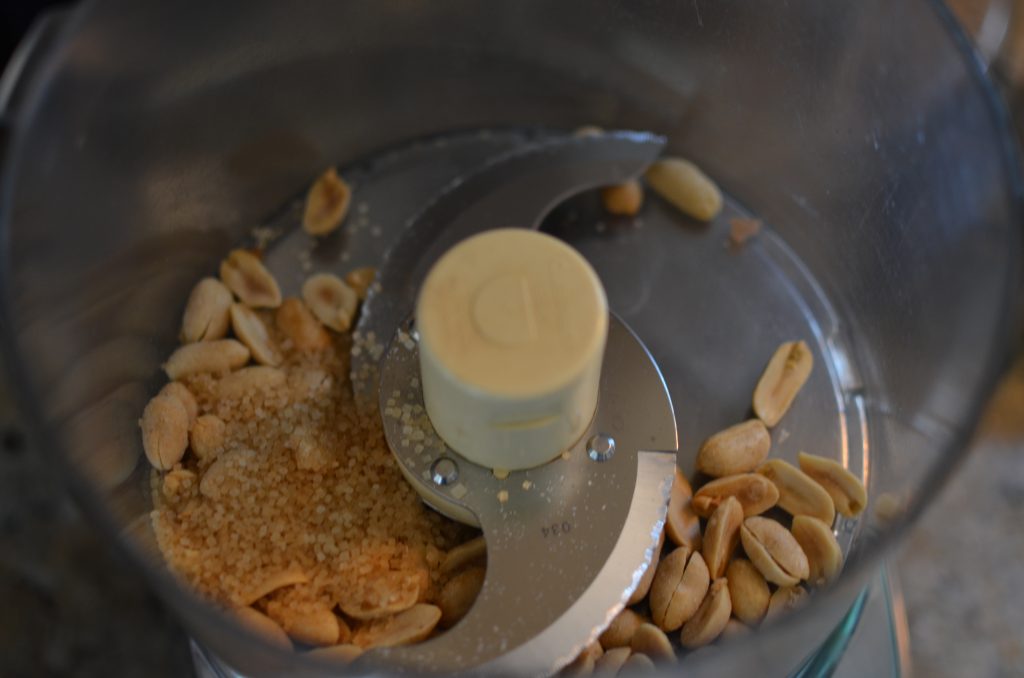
[560,340,868,675]
[142,168,488,663]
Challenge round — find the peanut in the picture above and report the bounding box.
[725,558,770,626]
[233,607,292,650]
[216,366,286,400]
[645,157,722,222]
[302,273,359,333]
[190,414,226,462]
[791,515,842,586]
[601,180,644,216]
[721,619,751,640]
[766,586,807,621]
[630,623,675,664]
[441,536,487,574]
[140,394,189,470]
[628,530,664,605]
[562,641,603,677]
[181,277,233,342]
[164,339,250,380]
[622,653,656,674]
[752,340,813,427]
[303,167,351,236]
[220,249,282,308]
[702,496,743,579]
[740,516,809,587]
[236,568,310,607]
[666,467,701,551]
[599,608,644,650]
[438,566,485,628]
[276,298,331,352]
[351,603,441,648]
[339,570,421,620]
[161,468,197,503]
[692,473,779,518]
[696,419,771,477]
[266,603,341,646]
[345,267,377,300]
[757,458,836,525]
[679,578,731,649]
[649,546,687,629]
[230,303,282,367]
[200,448,256,501]
[158,381,198,427]
[593,646,631,674]
[798,452,867,517]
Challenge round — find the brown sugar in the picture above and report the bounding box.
[150,312,475,638]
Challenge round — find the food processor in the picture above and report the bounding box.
[0,1,1020,676]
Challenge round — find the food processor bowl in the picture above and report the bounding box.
[1,1,1020,676]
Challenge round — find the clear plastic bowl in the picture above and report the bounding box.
[0,1,1020,675]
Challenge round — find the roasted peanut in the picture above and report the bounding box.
[725,558,770,626]
[601,180,644,217]
[236,569,310,607]
[303,167,351,236]
[303,273,359,333]
[728,217,762,248]
[766,586,807,621]
[740,516,809,587]
[679,578,732,649]
[233,607,292,649]
[438,566,485,628]
[276,298,332,352]
[217,366,286,400]
[666,467,702,551]
[190,414,226,462]
[692,473,779,518]
[339,570,422,620]
[562,641,603,676]
[181,277,233,342]
[630,623,675,664]
[200,448,256,501]
[628,530,664,605]
[649,546,687,629]
[650,547,709,632]
[622,653,656,674]
[266,603,341,646]
[164,339,250,380]
[599,608,644,650]
[593,646,631,674]
[351,603,441,648]
[305,644,363,663]
[161,468,197,503]
[791,515,842,586]
[345,267,377,300]
[752,340,813,427]
[645,157,723,222]
[441,536,486,574]
[721,619,751,640]
[158,381,198,427]
[702,496,743,579]
[798,452,867,517]
[220,249,282,308]
[140,394,189,470]
[230,303,282,366]
[697,419,771,477]
[757,458,836,525]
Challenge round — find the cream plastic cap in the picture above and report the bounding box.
[416,229,608,470]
